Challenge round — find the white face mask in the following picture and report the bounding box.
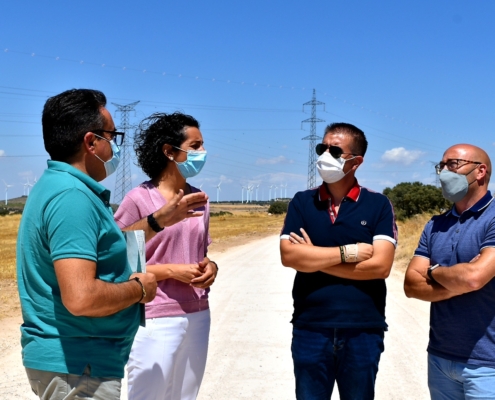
[316,152,355,184]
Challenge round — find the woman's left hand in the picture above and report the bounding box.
[190,257,218,289]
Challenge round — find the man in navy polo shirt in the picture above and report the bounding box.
[405,144,495,399]
[280,122,397,400]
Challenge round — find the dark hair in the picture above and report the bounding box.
[134,112,200,179]
[324,122,368,156]
[42,89,107,162]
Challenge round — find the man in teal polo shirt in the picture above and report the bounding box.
[17,89,208,399]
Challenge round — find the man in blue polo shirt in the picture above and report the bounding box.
[280,122,397,400]
[405,144,495,399]
[17,89,207,399]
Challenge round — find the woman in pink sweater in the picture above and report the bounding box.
[114,112,218,400]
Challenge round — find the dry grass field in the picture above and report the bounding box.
[0,215,21,280]
[0,206,434,318]
[0,215,22,318]
[394,213,435,271]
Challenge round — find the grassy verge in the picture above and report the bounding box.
[0,215,20,280]
[394,213,434,271]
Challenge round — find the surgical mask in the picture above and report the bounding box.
[173,148,207,179]
[94,135,121,178]
[316,151,355,184]
[439,169,472,203]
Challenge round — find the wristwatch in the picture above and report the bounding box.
[427,264,440,283]
[147,213,164,232]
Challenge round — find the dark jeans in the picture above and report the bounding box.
[291,326,385,400]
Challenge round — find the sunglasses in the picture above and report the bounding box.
[315,144,357,158]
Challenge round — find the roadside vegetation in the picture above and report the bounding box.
[384,181,450,221]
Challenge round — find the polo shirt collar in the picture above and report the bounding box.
[318,180,361,202]
[47,160,111,203]
[450,191,493,218]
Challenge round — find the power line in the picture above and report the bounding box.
[1,49,457,139]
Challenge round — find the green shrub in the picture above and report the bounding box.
[268,201,288,215]
[383,182,451,221]
[210,211,233,217]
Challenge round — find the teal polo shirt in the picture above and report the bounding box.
[16,160,139,378]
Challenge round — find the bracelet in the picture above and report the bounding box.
[131,277,146,303]
[344,244,358,263]
[147,213,164,233]
[209,260,219,271]
[339,246,346,263]
[427,264,440,284]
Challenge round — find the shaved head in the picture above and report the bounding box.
[443,144,491,184]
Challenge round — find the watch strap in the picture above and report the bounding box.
[147,213,164,232]
[427,264,440,284]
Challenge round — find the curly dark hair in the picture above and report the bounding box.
[42,89,107,162]
[134,112,200,179]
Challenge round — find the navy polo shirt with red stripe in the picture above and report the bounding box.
[281,181,397,329]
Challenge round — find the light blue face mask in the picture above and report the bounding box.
[439,169,475,203]
[173,147,207,179]
[94,135,121,178]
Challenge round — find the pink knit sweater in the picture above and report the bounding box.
[114,182,211,318]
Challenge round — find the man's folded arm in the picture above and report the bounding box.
[320,239,395,280]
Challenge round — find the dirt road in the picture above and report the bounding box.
[0,234,431,399]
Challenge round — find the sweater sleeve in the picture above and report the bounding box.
[114,189,146,229]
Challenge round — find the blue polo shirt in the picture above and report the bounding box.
[414,191,495,368]
[281,182,397,329]
[16,160,140,378]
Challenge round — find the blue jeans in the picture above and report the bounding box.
[291,326,384,400]
[428,353,495,400]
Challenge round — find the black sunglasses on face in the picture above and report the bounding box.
[93,129,125,146]
[315,143,357,158]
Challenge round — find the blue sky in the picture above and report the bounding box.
[1,0,494,203]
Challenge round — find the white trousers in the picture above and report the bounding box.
[127,309,211,400]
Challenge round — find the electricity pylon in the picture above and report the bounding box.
[301,89,325,189]
[112,101,139,204]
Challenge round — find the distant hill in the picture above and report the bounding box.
[7,196,28,205]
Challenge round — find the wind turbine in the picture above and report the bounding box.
[2,180,13,205]
[269,185,273,201]
[199,183,204,191]
[255,184,260,202]
[247,185,252,203]
[241,185,245,203]
[216,182,222,203]
[25,178,33,196]
[274,186,278,201]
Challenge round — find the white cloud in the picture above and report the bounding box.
[381,147,425,166]
[0,150,5,157]
[255,155,294,165]
[201,175,233,185]
[379,180,395,187]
